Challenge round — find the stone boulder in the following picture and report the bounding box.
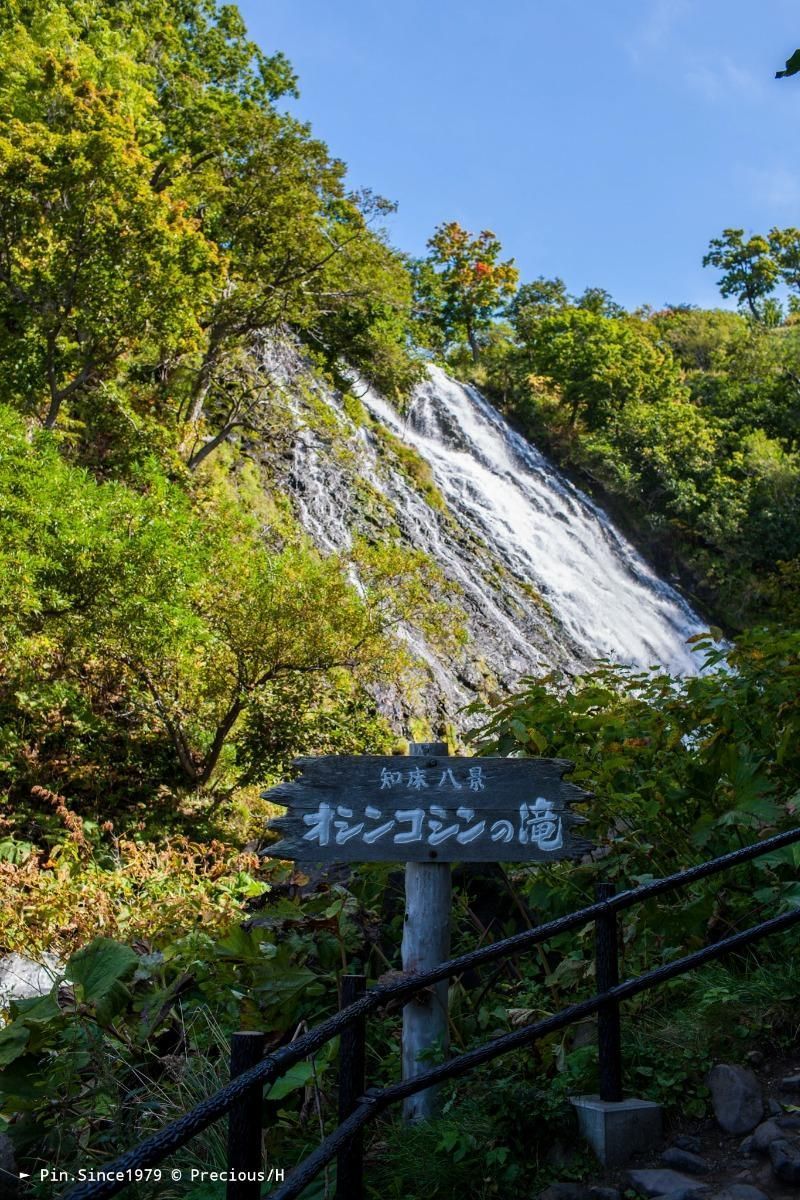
[749,1119,783,1152]
[0,952,61,1006]
[768,1137,800,1185]
[661,1148,711,1175]
[626,1168,709,1199]
[707,1065,763,1135]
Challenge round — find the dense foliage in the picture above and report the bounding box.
[0,403,462,822]
[3,630,799,1197]
[457,283,800,627]
[0,6,465,1184]
[0,0,422,454]
[0,0,466,834]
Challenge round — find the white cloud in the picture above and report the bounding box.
[627,3,762,106]
[741,164,800,213]
[625,0,689,66]
[684,55,762,103]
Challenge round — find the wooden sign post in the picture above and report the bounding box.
[401,742,451,1120]
[261,745,592,1122]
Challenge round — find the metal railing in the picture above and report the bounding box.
[60,826,800,1200]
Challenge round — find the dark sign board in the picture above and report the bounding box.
[261,753,593,864]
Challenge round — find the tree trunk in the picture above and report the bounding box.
[195,697,246,788]
[466,320,479,364]
[186,364,213,427]
[43,341,62,430]
[186,422,236,471]
[185,332,224,428]
[745,289,763,323]
[43,392,62,431]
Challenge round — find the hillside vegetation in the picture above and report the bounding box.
[451,294,800,629]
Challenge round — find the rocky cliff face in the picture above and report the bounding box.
[246,339,707,734]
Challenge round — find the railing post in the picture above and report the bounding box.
[595,882,623,1102]
[336,974,366,1200]
[227,1031,266,1200]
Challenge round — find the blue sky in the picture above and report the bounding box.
[239,0,800,311]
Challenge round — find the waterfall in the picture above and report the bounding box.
[361,366,706,676]
[275,344,708,718]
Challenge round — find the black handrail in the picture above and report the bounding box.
[270,905,800,1200]
[60,825,800,1200]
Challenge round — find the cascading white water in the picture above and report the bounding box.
[272,337,710,719]
[355,366,707,676]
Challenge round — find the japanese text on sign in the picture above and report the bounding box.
[261,753,592,864]
[301,765,563,851]
[301,798,562,851]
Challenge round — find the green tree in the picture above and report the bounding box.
[702,229,780,321]
[520,308,684,428]
[0,1,422,461]
[650,306,745,371]
[506,277,569,342]
[0,405,464,797]
[0,21,217,429]
[768,226,800,302]
[740,429,800,567]
[575,286,625,318]
[416,222,519,362]
[471,624,800,871]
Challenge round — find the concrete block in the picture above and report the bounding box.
[570,1094,663,1167]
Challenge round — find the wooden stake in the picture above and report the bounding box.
[336,974,366,1200]
[226,1031,266,1200]
[402,741,451,1121]
[595,882,623,1102]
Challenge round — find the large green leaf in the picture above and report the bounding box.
[266,1059,316,1100]
[10,991,60,1024]
[0,1052,48,1104]
[66,938,139,1016]
[0,1020,30,1067]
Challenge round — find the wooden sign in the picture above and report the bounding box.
[261,753,592,864]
